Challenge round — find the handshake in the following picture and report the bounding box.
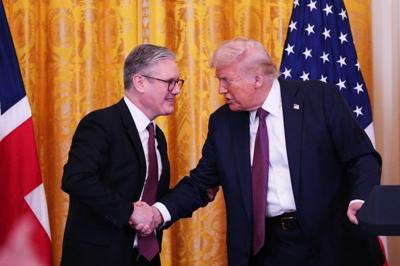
[128,201,163,236]
[127,187,220,236]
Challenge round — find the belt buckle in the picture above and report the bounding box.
[281,216,296,230]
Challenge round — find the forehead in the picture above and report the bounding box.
[215,63,239,78]
[148,59,179,77]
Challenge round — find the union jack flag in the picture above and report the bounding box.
[0,2,52,265]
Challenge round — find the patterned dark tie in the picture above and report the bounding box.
[138,123,160,261]
[252,108,269,255]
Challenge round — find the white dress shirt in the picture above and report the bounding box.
[250,79,296,217]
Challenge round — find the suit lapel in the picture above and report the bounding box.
[280,80,303,203]
[117,99,147,197]
[230,111,252,222]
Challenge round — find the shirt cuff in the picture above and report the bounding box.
[153,202,171,226]
[349,199,365,206]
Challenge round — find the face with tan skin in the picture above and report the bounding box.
[126,59,181,120]
[215,61,271,112]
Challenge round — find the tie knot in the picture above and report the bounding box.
[256,108,268,120]
[147,122,155,136]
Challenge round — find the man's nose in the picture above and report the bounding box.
[218,83,227,94]
[170,83,181,95]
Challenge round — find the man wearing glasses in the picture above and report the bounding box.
[61,44,184,266]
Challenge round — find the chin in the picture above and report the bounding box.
[163,107,174,116]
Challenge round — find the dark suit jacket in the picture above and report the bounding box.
[159,80,382,266]
[61,99,170,266]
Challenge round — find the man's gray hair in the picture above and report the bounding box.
[124,44,176,90]
[210,37,279,79]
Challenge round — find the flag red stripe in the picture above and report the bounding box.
[0,118,42,194]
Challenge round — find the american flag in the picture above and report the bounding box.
[280,0,387,265]
[0,2,52,265]
[280,0,375,142]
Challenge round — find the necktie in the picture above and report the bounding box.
[138,123,160,261]
[252,108,269,255]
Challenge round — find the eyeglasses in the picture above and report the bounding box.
[141,74,184,92]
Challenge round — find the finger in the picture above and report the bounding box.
[350,217,358,225]
[135,223,145,231]
[138,201,149,207]
[140,225,150,233]
[347,212,359,225]
[351,215,359,225]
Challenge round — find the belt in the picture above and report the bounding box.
[267,212,298,230]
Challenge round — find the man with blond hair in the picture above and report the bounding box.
[142,38,381,266]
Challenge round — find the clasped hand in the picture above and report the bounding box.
[128,201,163,236]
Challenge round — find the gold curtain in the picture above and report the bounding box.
[3,0,372,265]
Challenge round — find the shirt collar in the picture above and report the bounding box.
[123,96,154,133]
[250,78,282,121]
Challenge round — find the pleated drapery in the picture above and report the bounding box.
[3,1,372,265]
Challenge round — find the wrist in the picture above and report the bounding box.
[152,206,163,228]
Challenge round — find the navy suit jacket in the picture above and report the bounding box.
[160,80,381,266]
[61,99,170,266]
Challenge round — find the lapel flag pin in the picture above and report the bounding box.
[293,104,300,110]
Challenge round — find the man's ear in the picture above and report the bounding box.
[132,74,145,93]
[254,72,264,88]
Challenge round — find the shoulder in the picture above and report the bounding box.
[279,79,340,103]
[280,78,335,94]
[207,104,248,135]
[80,100,124,125]
[210,104,247,120]
[208,104,239,125]
[73,100,126,137]
[211,104,230,117]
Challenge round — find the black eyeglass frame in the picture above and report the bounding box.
[141,74,184,92]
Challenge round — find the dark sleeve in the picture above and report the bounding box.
[159,114,221,222]
[323,84,381,200]
[61,113,132,227]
